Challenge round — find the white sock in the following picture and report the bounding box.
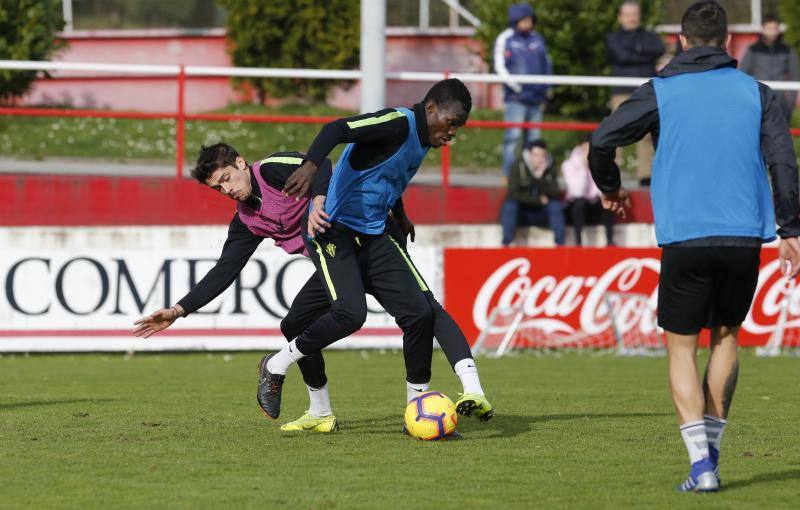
[453,358,484,395]
[308,384,332,418]
[704,415,727,452]
[266,339,306,375]
[406,381,430,403]
[680,420,710,464]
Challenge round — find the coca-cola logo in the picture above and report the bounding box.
[473,257,661,336]
[744,259,796,334]
[470,254,792,339]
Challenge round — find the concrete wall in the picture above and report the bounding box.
[25,29,487,113]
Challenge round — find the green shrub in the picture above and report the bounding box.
[0,0,65,104]
[780,0,800,53]
[218,0,359,103]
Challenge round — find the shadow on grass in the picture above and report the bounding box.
[0,398,114,410]
[723,469,800,491]
[465,411,672,440]
[339,415,402,432]
[340,411,671,439]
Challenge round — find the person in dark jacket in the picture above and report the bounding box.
[589,1,800,493]
[493,3,552,177]
[605,0,665,184]
[501,139,565,246]
[740,15,799,123]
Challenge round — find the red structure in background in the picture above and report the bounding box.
[0,94,666,226]
[0,173,656,227]
[0,104,795,227]
[2,29,796,227]
[22,29,778,114]
[24,29,487,113]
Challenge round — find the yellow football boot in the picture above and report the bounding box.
[454,393,494,422]
[280,412,339,433]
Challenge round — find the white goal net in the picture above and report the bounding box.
[472,291,665,357]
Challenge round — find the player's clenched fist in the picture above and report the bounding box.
[601,187,631,219]
[133,305,184,339]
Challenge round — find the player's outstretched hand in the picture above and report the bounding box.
[283,161,317,200]
[601,187,632,219]
[308,195,331,238]
[778,237,800,278]
[133,306,182,339]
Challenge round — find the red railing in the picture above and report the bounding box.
[1,69,799,186]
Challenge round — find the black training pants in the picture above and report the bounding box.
[281,222,474,387]
[294,223,434,384]
[382,220,473,368]
[280,274,331,388]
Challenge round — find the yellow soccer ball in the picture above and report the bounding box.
[404,391,458,440]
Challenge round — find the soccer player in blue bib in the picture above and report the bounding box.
[589,1,800,492]
[258,79,494,427]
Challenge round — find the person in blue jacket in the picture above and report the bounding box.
[493,3,552,177]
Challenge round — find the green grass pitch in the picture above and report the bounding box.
[1,350,798,509]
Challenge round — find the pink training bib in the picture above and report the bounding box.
[236,159,309,256]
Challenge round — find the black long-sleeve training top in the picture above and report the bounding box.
[301,102,431,221]
[176,153,332,316]
[304,102,430,170]
[605,28,666,94]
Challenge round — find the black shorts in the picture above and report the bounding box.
[657,246,760,335]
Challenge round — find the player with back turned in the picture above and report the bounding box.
[589,0,800,492]
[258,79,494,424]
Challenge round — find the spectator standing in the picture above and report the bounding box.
[493,3,552,177]
[501,140,565,247]
[562,137,615,246]
[605,0,665,185]
[740,15,799,123]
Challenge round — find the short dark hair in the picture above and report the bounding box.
[191,143,240,184]
[423,78,472,114]
[619,0,640,12]
[763,14,781,25]
[681,1,728,47]
[525,139,548,151]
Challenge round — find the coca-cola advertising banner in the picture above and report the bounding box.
[444,248,787,347]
